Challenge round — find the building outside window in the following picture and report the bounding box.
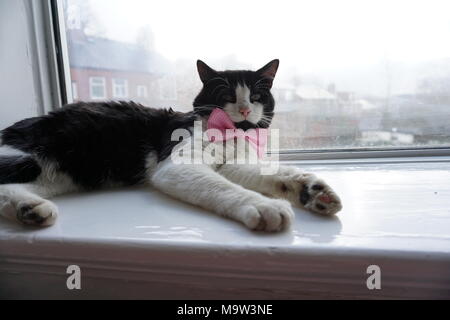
[65,0,450,150]
[158,76,177,101]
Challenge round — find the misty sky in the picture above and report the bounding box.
[79,0,450,96]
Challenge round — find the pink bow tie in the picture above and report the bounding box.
[207,108,268,158]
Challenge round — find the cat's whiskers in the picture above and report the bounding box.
[256,114,273,128]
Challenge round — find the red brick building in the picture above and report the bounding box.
[67,30,177,107]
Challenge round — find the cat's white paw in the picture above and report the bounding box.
[15,199,58,226]
[278,171,342,216]
[237,199,294,232]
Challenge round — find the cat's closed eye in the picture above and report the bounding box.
[251,94,261,101]
[223,94,235,102]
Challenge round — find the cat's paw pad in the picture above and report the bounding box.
[299,179,342,216]
[278,172,342,215]
[238,199,294,232]
[16,200,58,226]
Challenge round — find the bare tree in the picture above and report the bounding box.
[136,25,156,51]
[64,0,106,37]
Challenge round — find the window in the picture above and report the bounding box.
[112,78,128,98]
[137,85,148,98]
[71,82,78,100]
[61,0,450,152]
[89,77,106,99]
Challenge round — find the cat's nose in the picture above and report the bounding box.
[239,108,251,119]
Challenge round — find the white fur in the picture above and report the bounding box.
[223,84,264,124]
[1,120,341,230]
[150,154,294,232]
[0,135,26,156]
[0,157,78,226]
[217,164,342,216]
[146,126,293,231]
[147,118,342,231]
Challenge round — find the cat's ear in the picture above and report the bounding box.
[197,60,218,84]
[257,59,280,84]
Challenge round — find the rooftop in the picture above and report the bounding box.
[68,33,172,75]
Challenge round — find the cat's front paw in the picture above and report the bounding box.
[236,199,294,232]
[16,199,58,227]
[279,172,342,216]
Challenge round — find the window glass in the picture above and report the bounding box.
[158,76,177,101]
[62,0,450,150]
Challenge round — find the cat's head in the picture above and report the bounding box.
[193,59,279,130]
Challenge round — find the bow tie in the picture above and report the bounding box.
[206,108,268,158]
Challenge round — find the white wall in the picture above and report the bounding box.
[0,0,51,129]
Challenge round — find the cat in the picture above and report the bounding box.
[0,59,342,232]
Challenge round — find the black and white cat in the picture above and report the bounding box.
[0,60,342,231]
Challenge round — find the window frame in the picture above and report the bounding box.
[49,0,73,105]
[48,0,450,162]
[275,146,450,162]
[112,78,129,99]
[89,77,107,100]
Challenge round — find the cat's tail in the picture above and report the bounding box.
[0,155,42,184]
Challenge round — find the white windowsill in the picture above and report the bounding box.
[1,162,450,299]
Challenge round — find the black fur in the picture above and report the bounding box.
[1,101,196,189]
[193,60,278,130]
[0,155,41,184]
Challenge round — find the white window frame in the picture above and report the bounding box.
[137,85,148,98]
[89,77,106,100]
[49,0,450,162]
[112,78,128,99]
